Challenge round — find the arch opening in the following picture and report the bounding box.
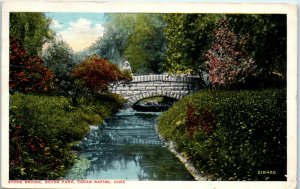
[132,96,178,112]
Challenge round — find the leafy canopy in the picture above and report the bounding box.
[88,14,136,66]
[10,12,53,55]
[124,14,166,74]
[163,14,221,75]
[41,37,78,95]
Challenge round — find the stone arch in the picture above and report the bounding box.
[127,91,184,106]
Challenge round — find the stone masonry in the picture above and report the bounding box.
[111,74,201,106]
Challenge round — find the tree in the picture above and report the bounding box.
[10,13,53,55]
[88,14,136,66]
[72,55,132,100]
[41,37,77,95]
[226,14,287,86]
[163,14,220,75]
[9,37,55,94]
[164,14,286,88]
[205,19,257,89]
[123,14,166,74]
[205,14,287,89]
[88,13,167,74]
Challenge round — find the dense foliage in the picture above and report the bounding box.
[205,19,257,88]
[73,55,132,94]
[87,13,166,74]
[84,13,286,85]
[10,12,53,55]
[8,12,287,181]
[42,38,77,95]
[227,14,287,86]
[9,94,88,179]
[158,89,286,181]
[9,93,124,179]
[163,14,220,75]
[124,14,166,74]
[9,37,55,94]
[88,14,136,66]
[9,12,128,180]
[163,14,286,88]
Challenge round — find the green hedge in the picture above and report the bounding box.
[9,93,123,179]
[158,88,286,181]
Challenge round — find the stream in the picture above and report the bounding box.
[65,109,194,181]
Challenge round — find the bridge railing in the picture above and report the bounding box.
[130,74,200,83]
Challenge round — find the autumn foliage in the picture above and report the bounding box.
[205,19,257,89]
[73,55,132,94]
[9,37,55,93]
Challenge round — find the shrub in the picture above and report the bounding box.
[9,94,90,179]
[76,93,125,125]
[205,19,257,89]
[68,55,131,107]
[72,55,132,94]
[158,88,286,181]
[9,37,55,94]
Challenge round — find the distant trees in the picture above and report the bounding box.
[41,38,77,95]
[88,13,166,74]
[88,14,136,66]
[42,38,76,80]
[124,14,166,74]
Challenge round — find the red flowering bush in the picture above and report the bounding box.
[205,19,257,89]
[185,103,216,138]
[9,37,55,93]
[72,55,132,94]
[185,103,198,138]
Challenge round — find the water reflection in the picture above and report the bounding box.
[66,109,194,181]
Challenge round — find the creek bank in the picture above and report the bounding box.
[155,124,208,181]
[156,89,287,181]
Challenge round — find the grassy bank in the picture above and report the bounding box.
[9,93,123,179]
[157,88,286,181]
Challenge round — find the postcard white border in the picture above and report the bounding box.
[1,1,297,189]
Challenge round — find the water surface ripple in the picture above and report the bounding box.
[65,109,194,181]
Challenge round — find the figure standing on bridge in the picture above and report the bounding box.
[122,60,132,73]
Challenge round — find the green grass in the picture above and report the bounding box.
[157,88,286,181]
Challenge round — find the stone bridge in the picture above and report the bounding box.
[111,74,201,106]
